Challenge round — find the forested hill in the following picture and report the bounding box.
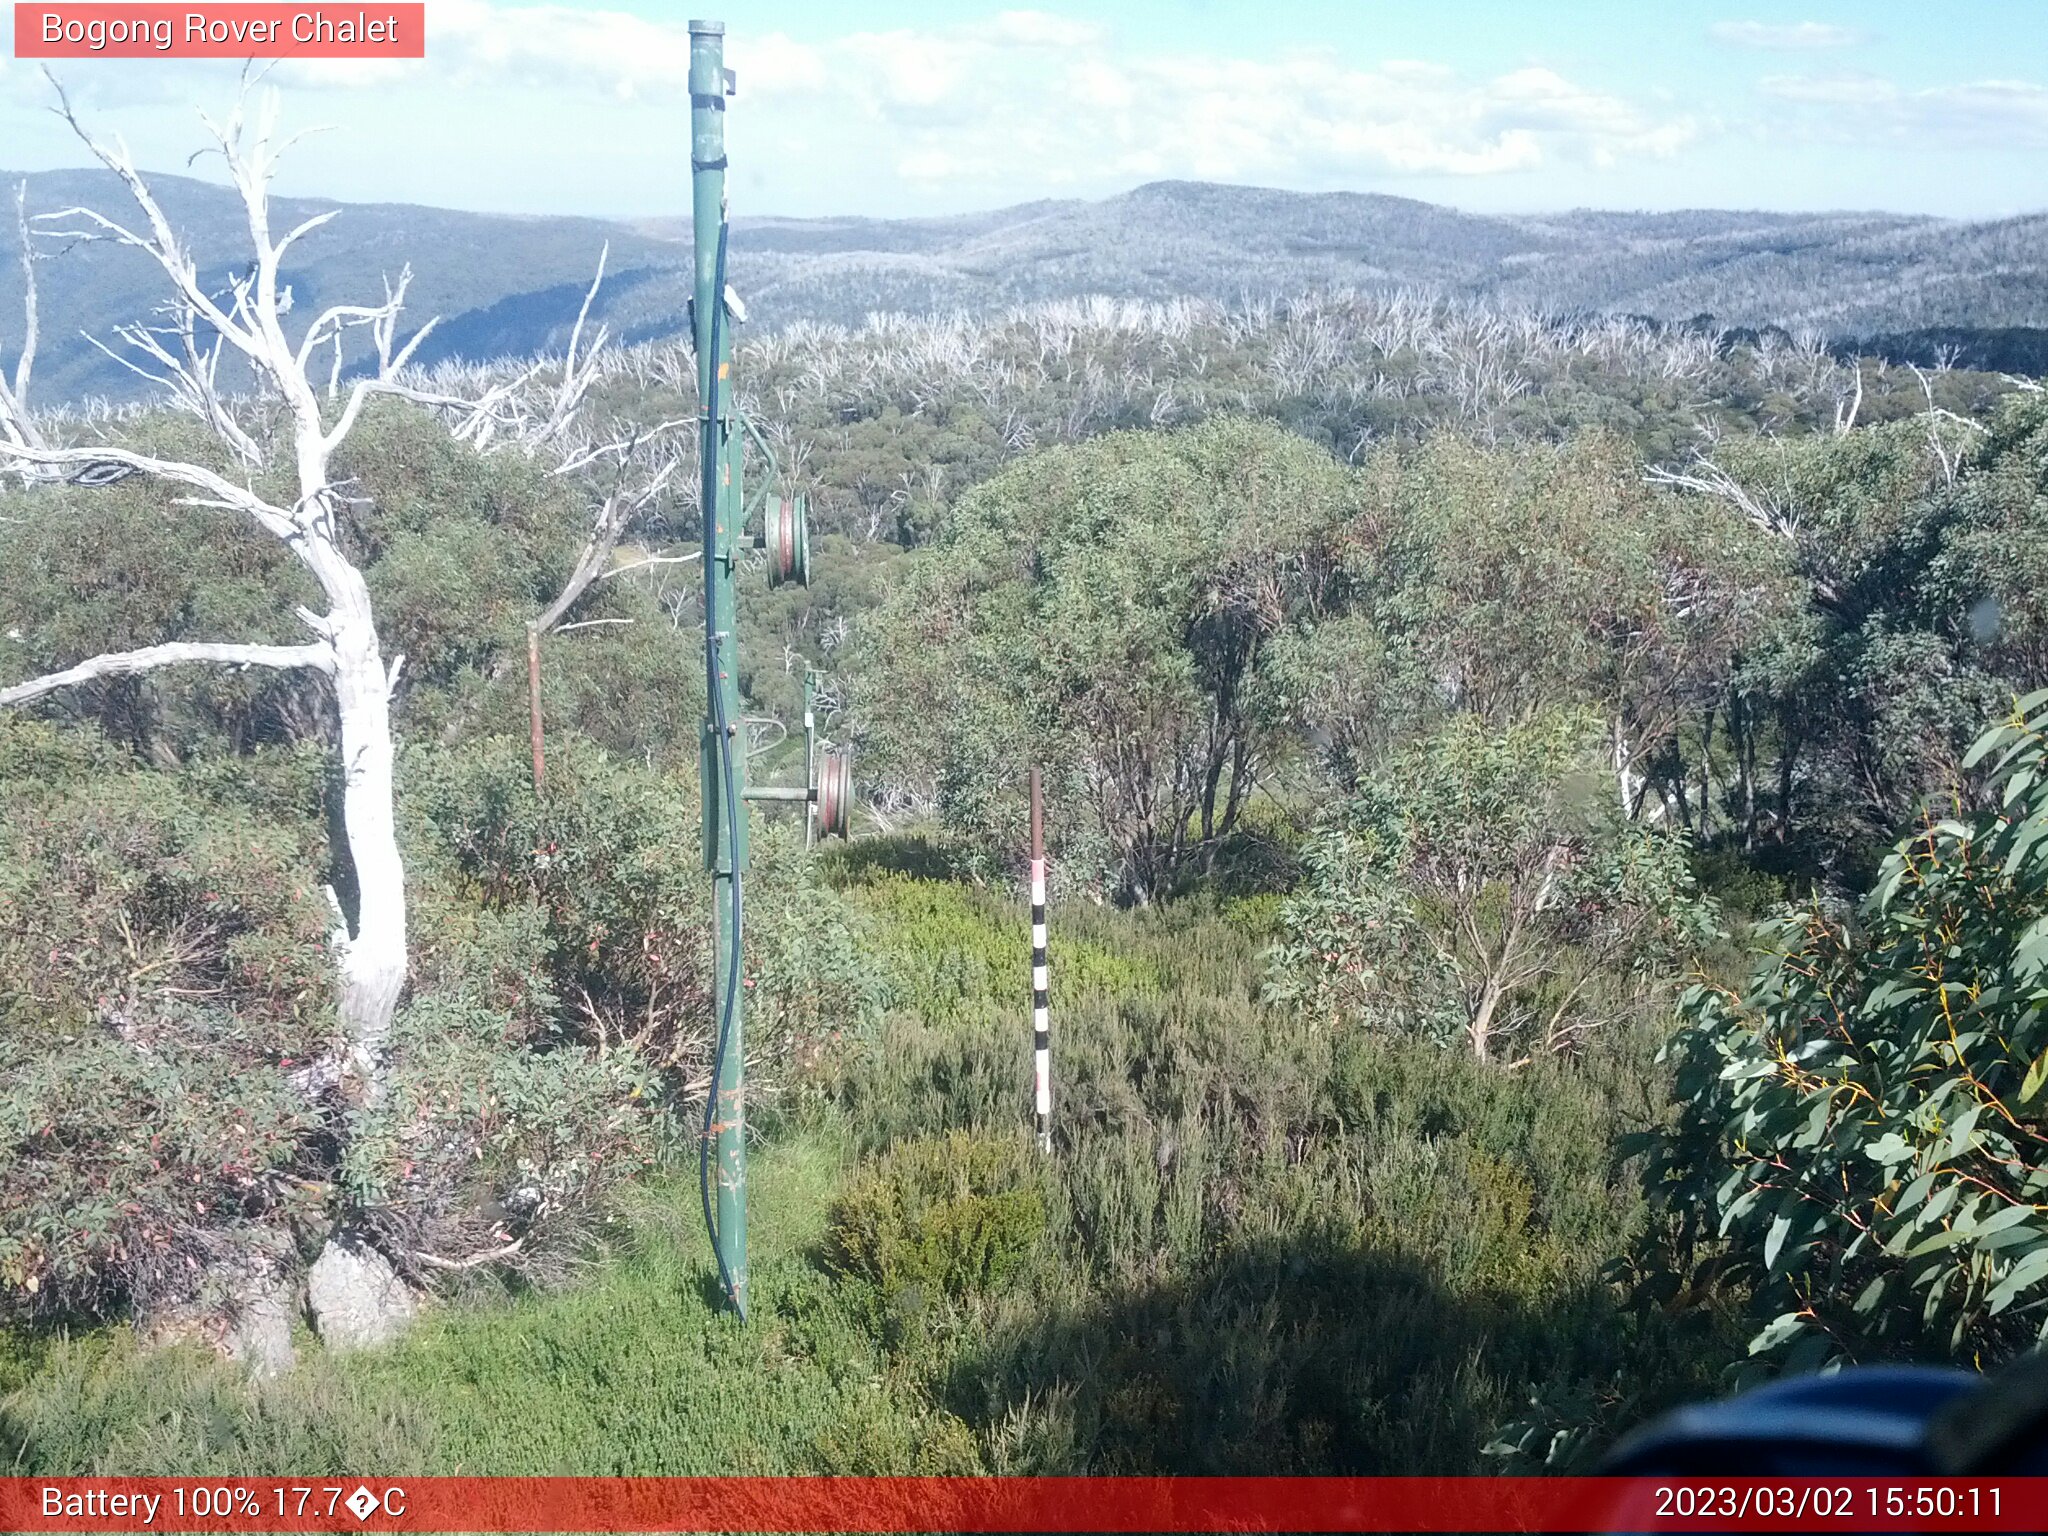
[4,167,2045,402]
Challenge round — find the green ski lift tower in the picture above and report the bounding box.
[689,18,849,1319]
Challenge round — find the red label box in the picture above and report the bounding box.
[3,1476,2047,1533]
[13,4,426,58]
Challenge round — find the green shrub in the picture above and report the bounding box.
[1689,845,1789,918]
[854,418,1354,901]
[850,875,1159,1018]
[403,732,880,1075]
[821,833,984,888]
[827,1133,1049,1302]
[0,726,335,1321]
[1220,890,1287,941]
[1645,691,2048,1376]
[1271,711,1714,1061]
[340,994,663,1279]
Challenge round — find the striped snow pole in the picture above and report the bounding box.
[1030,767,1051,1153]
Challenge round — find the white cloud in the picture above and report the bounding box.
[1711,20,1867,50]
[1760,71,2048,145]
[763,19,1697,191]
[233,3,1689,189]
[1758,70,1897,105]
[0,3,1712,215]
[988,11,1105,49]
[272,57,424,89]
[841,30,980,113]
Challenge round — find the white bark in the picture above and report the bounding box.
[1645,449,1846,612]
[0,76,430,1101]
[329,588,408,1083]
[0,639,330,706]
[0,179,44,450]
[0,76,639,1345]
[1612,717,1645,821]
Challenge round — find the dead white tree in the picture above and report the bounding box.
[394,248,699,791]
[0,179,45,449]
[1907,361,1985,489]
[1644,447,1849,615]
[1834,358,1864,435]
[0,78,453,1104]
[1645,452,1800,542]
[523,420,687,789]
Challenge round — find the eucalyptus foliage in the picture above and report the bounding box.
[1647,690,2048,1373]
[857,417,1349,901]
[1271,712,1712,1061]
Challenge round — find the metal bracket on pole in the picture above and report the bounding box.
[804,670,818,850]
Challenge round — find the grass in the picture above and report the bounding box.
[844,872,1165,1017]
[4,871,1737,1477]
[5,1139,977,1476]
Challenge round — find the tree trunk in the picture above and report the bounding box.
[330,606,407,1096]
[1736,691,1759,852]
[1469,975,1505,1061]
[1668,755,1694,833]
[1612,719,1637,819]
[527,625,546,792]
[1776,715,1800,845]
[1698,703,1716,842]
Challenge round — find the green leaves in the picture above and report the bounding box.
[1274,710,1714,1060]
[1986,1249,2048,1314]
[1646,708,2048,1373]
[2019,1048,2048,1104]
[857,418,1352,899]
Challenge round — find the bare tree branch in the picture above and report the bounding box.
[0,439,297,537]
[1906,361,1985,488]
[1834,358,1863,435]
[407,1237,527,1271]
[10,180,34,407]
[598,551,701,580]
[0,639,332,706]
[530,438,683,637]
[40,75,264,369]
[1645,455,1798,540]
[1647,450,1846,612]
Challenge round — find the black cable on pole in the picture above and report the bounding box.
[699,212,744,1318]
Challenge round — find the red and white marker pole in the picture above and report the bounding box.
[1029,766,1051,1154]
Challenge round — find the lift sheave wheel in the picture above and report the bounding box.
[764,492,810,588]
[816,749,853,839]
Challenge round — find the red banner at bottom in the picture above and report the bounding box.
[3,1476,2042,1532]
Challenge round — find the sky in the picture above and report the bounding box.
[0,1,2043,221]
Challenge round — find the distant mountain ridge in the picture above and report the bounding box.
[2,170,2043,403]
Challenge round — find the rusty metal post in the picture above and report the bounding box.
[526,625,546,792]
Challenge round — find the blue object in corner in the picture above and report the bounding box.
[1600,1366,1983,1475]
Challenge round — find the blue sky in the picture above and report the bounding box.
[1,1,2043,219]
